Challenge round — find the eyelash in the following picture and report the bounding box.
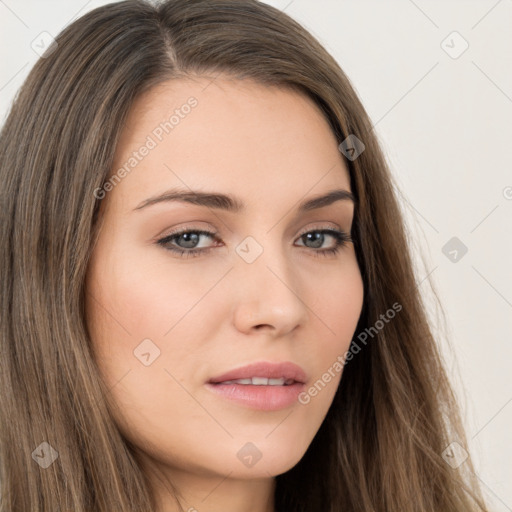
[156,225,352,259]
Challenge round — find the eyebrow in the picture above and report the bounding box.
[133,187,356,213]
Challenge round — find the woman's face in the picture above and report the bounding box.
[85,76,363,488]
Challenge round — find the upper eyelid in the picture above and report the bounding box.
[159,222,348,239]
[158,224,351,247]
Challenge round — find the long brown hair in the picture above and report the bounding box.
[0,1,488,510]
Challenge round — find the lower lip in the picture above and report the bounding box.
[205,382,305,411]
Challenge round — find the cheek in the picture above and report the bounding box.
[106,244,228,340]
[302,259,364,397]
[86,252,207,363]
[85,241,225,415]
[311,257,364,350]
[85,251,209,451]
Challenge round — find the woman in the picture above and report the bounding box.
[0,1,489,511]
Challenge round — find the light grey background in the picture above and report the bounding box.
[1,0,511,509]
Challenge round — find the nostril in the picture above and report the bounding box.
[254,324,273,330]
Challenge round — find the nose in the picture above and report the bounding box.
[230,243,309,337]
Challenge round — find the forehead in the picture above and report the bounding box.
[108,76,351,211]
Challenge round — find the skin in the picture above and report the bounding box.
[85,75,364,512]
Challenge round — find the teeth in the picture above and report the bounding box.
[229,378,253,385]
[221,377,290,386]
[252,377,270,385]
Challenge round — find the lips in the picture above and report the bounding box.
[208,361,307,385]
[206,361,308,411]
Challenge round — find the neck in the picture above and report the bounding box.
[147,463,277,512]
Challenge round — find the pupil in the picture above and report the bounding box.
[305,232,323,249]
[179,232,199,248]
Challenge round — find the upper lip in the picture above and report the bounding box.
[208,361,307,384]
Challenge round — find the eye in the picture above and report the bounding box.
[295,228,352,257]
[156,226,352,259]
[156,228,219,259]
